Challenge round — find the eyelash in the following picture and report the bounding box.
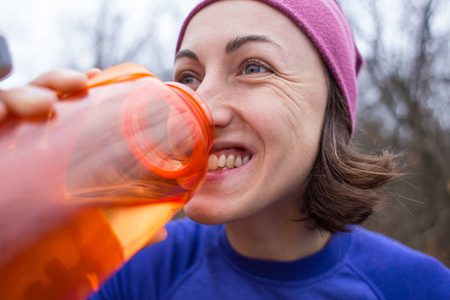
[239,58,273,75]
[177,71,200,86]
[175,58,274,85]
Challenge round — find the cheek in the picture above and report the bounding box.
[245,81,327,147]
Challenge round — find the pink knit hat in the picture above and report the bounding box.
[176,0,363,134]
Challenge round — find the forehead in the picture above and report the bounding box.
[181,0,309,48]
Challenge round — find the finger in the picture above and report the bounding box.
[84,68,102,80]
[0,100,7,122]
[30,69,88,94]
[148,227,168,246]
[0,85,58,117]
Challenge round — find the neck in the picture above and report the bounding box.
[224,205,330,262]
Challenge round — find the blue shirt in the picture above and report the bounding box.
[89,218,450,299]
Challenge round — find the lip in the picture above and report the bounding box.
[205,156,253,182]
[208,139,255,156]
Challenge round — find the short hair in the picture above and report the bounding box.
[300,76,401,234]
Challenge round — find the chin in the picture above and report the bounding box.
[183,198,231,225]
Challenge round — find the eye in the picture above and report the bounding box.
[244,64,266,74]
[181,76,196,85]
[176,71,201,88]
[240,59,272,75]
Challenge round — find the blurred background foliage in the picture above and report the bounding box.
[1,0,449,266]
[340,0,450,267]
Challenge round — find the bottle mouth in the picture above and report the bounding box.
[165,81,215,151]
[122,79,214,179]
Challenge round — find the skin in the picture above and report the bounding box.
[175,0,330,261]
[0,69,97,122]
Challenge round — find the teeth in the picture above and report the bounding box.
[235,155,242,167]
[218,154,226,168]
[208,152,251,171]
[225,154,235,169]
[208,154,218,170]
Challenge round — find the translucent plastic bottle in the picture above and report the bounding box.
[0,63,214,300]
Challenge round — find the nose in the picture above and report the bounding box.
[196,77,233,129]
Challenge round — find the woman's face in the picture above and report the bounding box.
[174,0,329,225]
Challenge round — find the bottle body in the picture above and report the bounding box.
[0,64,213,299]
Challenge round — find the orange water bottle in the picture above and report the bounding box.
[0,63,214,300]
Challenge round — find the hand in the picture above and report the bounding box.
[0,68,101,122]
[149,227,168,245]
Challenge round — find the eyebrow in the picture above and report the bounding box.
[175,34,280,62]
[225,35,280,54]
[175,49,199,61]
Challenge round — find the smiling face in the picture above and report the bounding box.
[174,0,329,225]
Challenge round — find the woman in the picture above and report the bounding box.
[2,0,449,299]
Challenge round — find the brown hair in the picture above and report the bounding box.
[301,77,401,234]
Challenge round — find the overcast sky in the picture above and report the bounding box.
[0,0,198,89]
